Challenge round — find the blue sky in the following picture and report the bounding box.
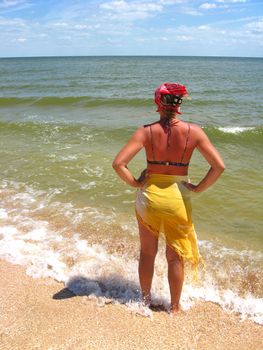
[0,0,262,57]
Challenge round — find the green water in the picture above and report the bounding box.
[0,57,262,308]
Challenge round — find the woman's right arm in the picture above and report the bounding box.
[112,127,147,188]
[183,126,225,193]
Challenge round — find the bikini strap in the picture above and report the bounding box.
[180,123,191,163]
[143,123,156,161]
[149,125,155,161]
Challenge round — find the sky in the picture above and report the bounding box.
[0,0,262,57]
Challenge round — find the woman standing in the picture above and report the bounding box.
[112,83,225,314]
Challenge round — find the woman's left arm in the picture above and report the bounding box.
[112,127,146,188]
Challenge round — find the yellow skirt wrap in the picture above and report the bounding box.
[135,174,202,277]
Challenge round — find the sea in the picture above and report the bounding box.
[0,56,262,322]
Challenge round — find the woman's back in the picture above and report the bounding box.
[144,120,198,176]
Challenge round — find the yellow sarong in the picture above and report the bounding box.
[135,174,201,276]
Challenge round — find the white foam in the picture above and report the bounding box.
[83,166,103,177]
[0,181,262,323]
[80,132,93,141]
[125,189,134,194]
[218,126,255,134]
[59,155,78,161]
[1,217,262,323]
[126,301,153,318]
[0,225,19,235]
[105,194,121,197]
[184,284,263,324]
[80,181,97,190]
[12,192,36,202]
[0,209,8,219]
[199,239,263,261]
[58,146,72,150]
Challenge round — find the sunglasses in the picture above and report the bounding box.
[161,94,183,106]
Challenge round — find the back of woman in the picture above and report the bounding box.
[144,120,197,176]
[113,82,225,313]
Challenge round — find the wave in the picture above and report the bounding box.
[1,119,262,138]
[0,120,137,147]
[0,95,246,108]
[0,96,152,108]
[0,180,262,323]
[201,125,263,145]
[0,119,262,156]
[218,126,256,134]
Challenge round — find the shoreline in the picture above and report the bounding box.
[0,258,262,350]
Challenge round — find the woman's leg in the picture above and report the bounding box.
[138,221,158,305]
[166,245,184,313]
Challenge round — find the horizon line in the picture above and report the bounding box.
[0,54,262,59]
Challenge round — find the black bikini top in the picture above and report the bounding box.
[145,121,190,167]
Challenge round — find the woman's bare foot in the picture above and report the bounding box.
[142,294,151,307]
[169,304,183,315]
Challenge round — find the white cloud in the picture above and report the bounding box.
[176,35,193,41]
[183,7,203,16]
[0,0,33,13]
[217,0,247,3]
[0,0,261,57]
[245,19,263,34]
[0,16,25,26]
[200,3,217,10]
[52,22,68,27]
[73,23,101,30]
[159,0,186,4]
[171,18,263,48]
[100,0,162,12]
[13,37,27,42]
[74,24,88,30]
[198,25,211,30]
[100,1,162,20]
[0,0,27,8]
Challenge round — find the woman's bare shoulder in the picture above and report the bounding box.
[131,125,149,143]
[132,125,146,138]
[185,121,202,130]
[183,122,208,147]
[186,122,206,136]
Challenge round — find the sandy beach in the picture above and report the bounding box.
[0,259,262,350]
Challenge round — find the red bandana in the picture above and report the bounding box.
[154,82,189,114]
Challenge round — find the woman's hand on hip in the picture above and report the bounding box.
[181,181,200,193]
[136,169,148,188]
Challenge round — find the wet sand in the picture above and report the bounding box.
[0,259,262,350]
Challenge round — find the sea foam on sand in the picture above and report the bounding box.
[0,181,262,324]
[0,259,263,350]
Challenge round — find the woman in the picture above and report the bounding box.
[112,82,225,314]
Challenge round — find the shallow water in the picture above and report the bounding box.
[0,56,262,323]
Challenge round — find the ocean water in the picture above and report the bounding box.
[0,56,262,322]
